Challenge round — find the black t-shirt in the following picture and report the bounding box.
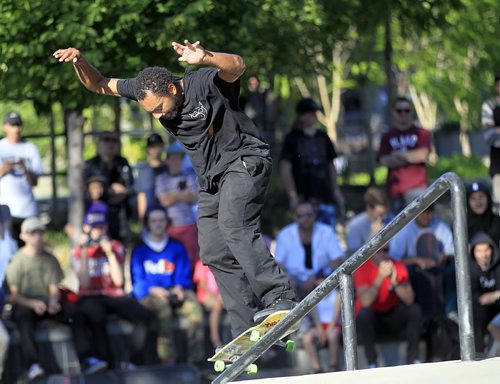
[117,68,270,192]
[280,129,337,203]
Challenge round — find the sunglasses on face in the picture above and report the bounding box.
[296,212,315,218]
[395,108,411,114]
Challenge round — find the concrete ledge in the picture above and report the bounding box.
[241,357,500,384]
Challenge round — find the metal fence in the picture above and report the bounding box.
[212,172,475,383]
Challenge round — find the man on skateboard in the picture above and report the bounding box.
[53,40,297,337]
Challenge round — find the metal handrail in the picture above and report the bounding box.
[212,172,474,383]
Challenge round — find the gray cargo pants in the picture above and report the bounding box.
[198,155,297,337]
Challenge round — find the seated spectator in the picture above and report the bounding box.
[72,206,158,368]
[469,232,500,354]
[389,205,457,322]
[130,206,203,363]
[466,181,500,244]
[193,259,225,349]
[135,133,167,221]
[347,188,389,255]
[156,141,199,266]
[6,217,107,380]
[0,204,17,380]
[84,131,134,242]
[274,201,344,372]
[301,289,341,373]
[354,247,422,367]
[487,314,500,357]
[274,201,344,299]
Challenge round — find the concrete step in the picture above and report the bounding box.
[237,357,500,384]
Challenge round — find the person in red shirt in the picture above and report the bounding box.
[72,203,158,368]
[354,247,422,367]
[378,97,431,214]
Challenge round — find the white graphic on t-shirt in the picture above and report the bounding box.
[389,134,418,151]
[189,101,208,120]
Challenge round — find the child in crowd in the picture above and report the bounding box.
[73,205,158,367]
[193,259,225,349]
[300,288,341,373]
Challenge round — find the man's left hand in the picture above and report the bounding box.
[172,40,206,65]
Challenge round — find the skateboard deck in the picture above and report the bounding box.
[208,310,297,373]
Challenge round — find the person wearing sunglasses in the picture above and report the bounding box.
[377,97,432,215]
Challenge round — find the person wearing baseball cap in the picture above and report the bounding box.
[7,216,108,379]
[135,133,168,220]
[73,202,159,367]
[280,97,344,228]
[0,111,43,247]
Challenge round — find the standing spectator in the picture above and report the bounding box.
[347,188,389,255]
[6,217,107,380]
[156,141,199,265]
[135,133,167,221]
[279,98,344,227]
[378,97,431,215]
[481,74,500,214]
[84,131,134,242]
[468,232,500,354]
[466,181,500,244]
[0,205,17,380]
[130,206,203,363]
[389,205,457,322]
[354,247,422,368]
[274,201,344,373]
[0,111,43,246]
[72,205,158,368]
[193,258,225,349]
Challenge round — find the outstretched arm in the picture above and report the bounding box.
[53,48,121,96]
[172,40,245,83]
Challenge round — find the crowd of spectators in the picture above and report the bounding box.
[0,86,499,381]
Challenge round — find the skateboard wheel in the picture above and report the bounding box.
[214,360,226,372]
[250,330,260,342]
[285,340,295,352]
[246,364,258,375]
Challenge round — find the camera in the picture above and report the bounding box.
[178,180,187,190]
[84,236,102,247]
[167,292,183,308]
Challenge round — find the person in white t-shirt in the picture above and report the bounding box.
[275,201,344,373]
[0,112,43,246]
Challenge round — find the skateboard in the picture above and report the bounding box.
[208,310,297,375]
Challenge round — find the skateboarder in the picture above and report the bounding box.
[53,40,297,337]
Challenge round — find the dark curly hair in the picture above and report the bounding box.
[134,66,181,101]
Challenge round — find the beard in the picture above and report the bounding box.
[162,90,184,120]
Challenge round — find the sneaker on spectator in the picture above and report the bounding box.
[367,363,377,369]
[84,357,108,375]
[27,363,45,381]
[447,311,459,324]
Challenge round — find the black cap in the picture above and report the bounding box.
[466,181,490,196]
[3,111,22,125]
[296,98,321,115]
[147,133,164,147]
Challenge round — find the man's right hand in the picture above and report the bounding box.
[53,48,82,63]
[0,160,14,177]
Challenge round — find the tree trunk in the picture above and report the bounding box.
[49,107,58,224]
[384,12,395,127]
[65,108,85,243]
